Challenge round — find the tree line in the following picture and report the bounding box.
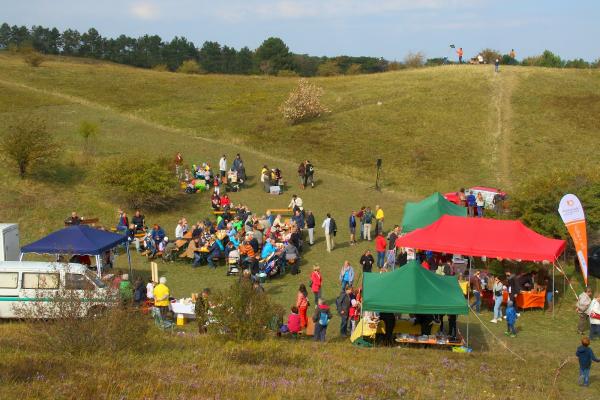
[0,23,388,76]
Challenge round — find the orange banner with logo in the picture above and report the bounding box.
[559,194,588,286]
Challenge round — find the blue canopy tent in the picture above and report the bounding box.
[20,225,130,277]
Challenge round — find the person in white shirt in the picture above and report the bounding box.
[146,280,155,300]
[219,155,227,178]
[175,220,184,240]
[577,288,593,334]
[321,213,335,252]
[288,194,304,212]
[589,293,600,340]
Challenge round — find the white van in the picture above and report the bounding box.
[0,261,111,319]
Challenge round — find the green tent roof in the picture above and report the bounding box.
[362,260,469,315]
[401,192,467,233]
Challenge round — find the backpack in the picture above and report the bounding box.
[330,218,337,236]
[364,211,373,224]
[318,310,329,326]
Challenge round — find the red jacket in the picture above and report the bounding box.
[287,313,301,333]
[375,235,387,252]
[310,271,322,293]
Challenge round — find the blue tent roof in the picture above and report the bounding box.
[21,225,127,255]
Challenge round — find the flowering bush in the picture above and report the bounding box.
[280,79,329,124]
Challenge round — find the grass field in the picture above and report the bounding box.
[1,52,600,399]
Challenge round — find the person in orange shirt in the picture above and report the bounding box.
[457,47,464,64]
[296,284,309,329]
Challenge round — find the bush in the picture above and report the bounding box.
[280,78,329,124]
[479,48,501,64]
[97,157,180,210]
[208,280,284,341]
[345,63,363,75]
[509,169,600,240]
[317,60,341,76]
[426,58,448,66]
[78,120,99,153]
[23,51,45,67]
[152,64,169,72]
[403,52,425,68]
[386,61,404,71]
[0,117,58,178]
[501,54,519,65]
[277,69,299,77]
[522,50,565,68]
[565,58,590,69]
[177,59,204,74]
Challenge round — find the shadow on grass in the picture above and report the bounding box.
[34,161,87,185]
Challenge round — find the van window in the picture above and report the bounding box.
[0,272,18,288]
[65,273,94,291]
[22,273,60,289]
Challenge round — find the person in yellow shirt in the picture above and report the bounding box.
[153,276,170,318]
[375,205,384,235]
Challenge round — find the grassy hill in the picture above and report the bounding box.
[1,53,600,399]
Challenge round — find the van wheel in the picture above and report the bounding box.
[87,306,107,318]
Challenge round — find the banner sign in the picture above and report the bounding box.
[558,194,588,285]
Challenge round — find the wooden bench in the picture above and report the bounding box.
[268,208,294,215]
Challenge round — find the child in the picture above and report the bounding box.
[505,300,517,337]
[287,306,301,338]
[349,299,361,335]
[576,337,600,386]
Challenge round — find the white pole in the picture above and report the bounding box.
[96,255,101,278]
[552,263,555,319]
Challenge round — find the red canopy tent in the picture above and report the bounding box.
[395,215,566,262]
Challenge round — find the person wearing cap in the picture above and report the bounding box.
[153,277,170,318]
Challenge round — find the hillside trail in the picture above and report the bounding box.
[0,78,408,201]
[489,69,518,190]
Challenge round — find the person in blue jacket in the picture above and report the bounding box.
[505,301,518,337]
[348,211,357,245]
[576,337,600,386]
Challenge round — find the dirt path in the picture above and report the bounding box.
[0,78,408,200]
[489,69,518,189]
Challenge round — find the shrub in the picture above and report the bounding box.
[152,63,169,72]
[522,50,565,68]
[403,52,425,68]
[277,69,299,77]
[565,58,590,69]
[501,54,519,65]
[387,61,404,71]
[479,48,501,64]
[317,60,341,76]
[97,157,180,210]
[426,57,448,66]
[78,120,99,154]
[208,280,284,341]
[509,169,600,240]
[345,63,363,75]
[177,59,204,74]
[23,51,45,67]
[0,117,58,178]
[280,78,329,124]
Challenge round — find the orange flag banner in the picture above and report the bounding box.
[558,194,588,286]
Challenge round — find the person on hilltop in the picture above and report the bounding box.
[576,337,600,386]
[312,298,332,342]
[589,292,600,340]
[494,58,500,73]
[577,288,593,335]
[457,47,464,63]
[310,265,323,304]
[360,249,375,273]
[297,161,306,189]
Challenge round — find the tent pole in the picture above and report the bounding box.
[552,263,555,319]
[96,255,101,278]
[19,252,23,261]
[467,256,472,348]
[126,242,132,279]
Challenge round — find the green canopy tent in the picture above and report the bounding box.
[401,192,467,233]
[362,260,468,315]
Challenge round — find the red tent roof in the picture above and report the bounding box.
[395,215,566,262]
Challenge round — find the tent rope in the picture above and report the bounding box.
[469,309,526,362]
[554,261,579,300]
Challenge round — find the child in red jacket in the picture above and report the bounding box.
[287,306,301,337]
[349,299,361,335]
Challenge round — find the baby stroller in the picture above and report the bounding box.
[226,251,241,276]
